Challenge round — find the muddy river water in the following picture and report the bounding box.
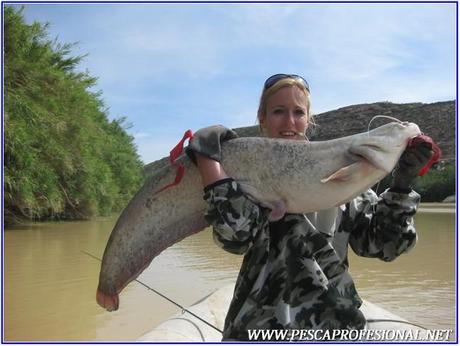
[4,203,456,341]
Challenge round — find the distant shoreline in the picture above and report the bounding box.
[418,202,456,214]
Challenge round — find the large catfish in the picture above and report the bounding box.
[96,121,421,311]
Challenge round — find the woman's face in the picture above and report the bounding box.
[260,85,309,140]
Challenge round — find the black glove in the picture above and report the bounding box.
[390,140,434,191]
[186,125,238,164]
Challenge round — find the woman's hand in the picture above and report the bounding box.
[390,140,434,191]
[186,125,238,187]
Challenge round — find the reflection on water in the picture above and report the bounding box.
[3,206,456,341]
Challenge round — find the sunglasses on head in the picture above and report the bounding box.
[263,74,310,92]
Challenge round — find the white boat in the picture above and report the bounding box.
[138,284,428,342]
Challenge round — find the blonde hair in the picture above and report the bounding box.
[257,78,314,131]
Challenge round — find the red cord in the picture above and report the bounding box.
[153,130,193,195]
[407,135,442,176]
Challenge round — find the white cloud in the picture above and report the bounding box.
[133,132,151,139]
[137,139,174,164]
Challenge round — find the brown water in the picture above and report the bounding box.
[4,205,456,341]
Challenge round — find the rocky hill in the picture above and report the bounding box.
[235,100,455,162]
[145,100,455,175]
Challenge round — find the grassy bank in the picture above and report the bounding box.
[4,7,144,225]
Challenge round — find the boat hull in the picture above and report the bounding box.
[137,285,427,342]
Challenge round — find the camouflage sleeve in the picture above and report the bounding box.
[203,178,267,255]
[345,188,420,262]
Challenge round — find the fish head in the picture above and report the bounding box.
[349,122,421,173]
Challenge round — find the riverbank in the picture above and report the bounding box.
[418,202,456,213]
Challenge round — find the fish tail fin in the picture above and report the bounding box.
[96,288,119,312]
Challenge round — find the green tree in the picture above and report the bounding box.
[4,6,144,224]
[412,163,456,202]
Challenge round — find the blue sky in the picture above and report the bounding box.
[14,2,457,164]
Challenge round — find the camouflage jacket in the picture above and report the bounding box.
[203,178,420,341]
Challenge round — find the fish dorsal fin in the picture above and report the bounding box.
[320,162,364,183]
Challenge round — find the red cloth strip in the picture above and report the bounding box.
[153,130,193,195]
[407,134,442,176]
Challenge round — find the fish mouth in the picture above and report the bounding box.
[349,121,421,173]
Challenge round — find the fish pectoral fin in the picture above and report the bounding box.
[320,162,364,183]
[238,180,287,221]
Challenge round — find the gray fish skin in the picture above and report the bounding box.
[96,122,420,311]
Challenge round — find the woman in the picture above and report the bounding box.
[186,74,433,341]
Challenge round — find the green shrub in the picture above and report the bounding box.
[413,163,455,202]
[375,162,455,202]
[4,7,144,224]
